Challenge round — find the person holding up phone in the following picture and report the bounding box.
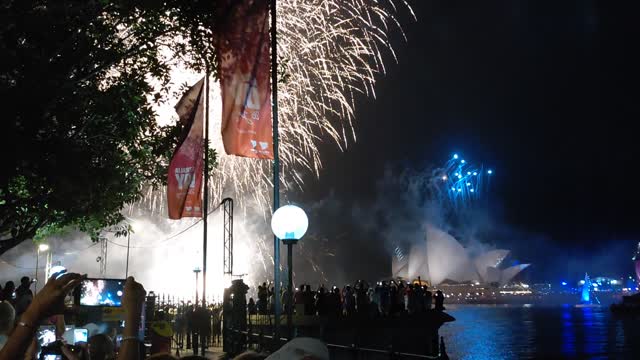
[0,271,84,359]
[114,277,146,360]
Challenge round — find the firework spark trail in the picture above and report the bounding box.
[122,0,414,292]
[143,0,413,214]
[433,153,494,210]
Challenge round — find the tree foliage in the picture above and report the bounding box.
[0,0,219,255]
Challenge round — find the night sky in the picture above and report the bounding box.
[301,1,640,281]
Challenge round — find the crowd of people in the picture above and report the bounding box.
[0,272,154,359]
[248,280,445,317]
[0,271,329,360]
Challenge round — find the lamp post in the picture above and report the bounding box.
[271,205,308,339]
[193,267,201,306]
[35,244,49,294]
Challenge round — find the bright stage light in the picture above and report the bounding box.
[38,244,50,252]
[466,182,471,186]
[271,205,309,240]
[487,170,493,174]
[453,154,459,159]
[457,174,462,179]
[467,172,471,175]
[473,172,477,176]
[561,281,567,286]
[457,188,462,192]
[461,159,466,164]
[442,175,447,181]
[451,187,456,191]
[470,189,474,193]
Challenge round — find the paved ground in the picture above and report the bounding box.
[205,348,225,359]
[170,347,225,359]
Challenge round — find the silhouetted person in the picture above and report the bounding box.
[434,290,445,311]
[343,285,355,316]
[424,287,433,310]
[380,281,390,316]
[0,282,14,305]
[303,285,315,315]
[316,286,327,316]
[248,298,257,315]
[257,283,268,314]
[14,277,33,315]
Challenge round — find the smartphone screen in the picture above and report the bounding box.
[79,278,125,306]
[36,326,57,347]
[74,328,88,343]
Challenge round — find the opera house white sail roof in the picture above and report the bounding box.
[392,224,529,286]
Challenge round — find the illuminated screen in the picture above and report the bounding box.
[80,279,124,306]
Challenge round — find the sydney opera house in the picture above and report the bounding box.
[392,224,530,286]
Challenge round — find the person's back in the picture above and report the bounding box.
[248,298,257,315]
[88,333,115,360]
[0,301,15,351]
[434,290,444,311]
[0,282,14,304]
[13,277,33,316]
[425,289,433,310]
[15,277,32,298]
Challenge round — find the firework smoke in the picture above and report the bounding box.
[143,0,414,214]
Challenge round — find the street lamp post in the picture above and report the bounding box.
[35,244,49,294]
[193,267,201,305]
[271,205,308,340]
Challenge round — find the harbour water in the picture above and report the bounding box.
[439,304,640,359]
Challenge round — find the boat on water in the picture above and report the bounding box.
[576,273,601,308]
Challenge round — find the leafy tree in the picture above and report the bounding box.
[0,0,219,255]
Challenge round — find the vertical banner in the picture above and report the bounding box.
[218,0,273,159]
[167,78,205,219]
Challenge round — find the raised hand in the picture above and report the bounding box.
[27,272,85,320]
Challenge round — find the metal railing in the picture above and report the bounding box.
[227,327,446,359]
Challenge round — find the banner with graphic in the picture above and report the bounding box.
[167,78,205,219]
[218,0,273,159]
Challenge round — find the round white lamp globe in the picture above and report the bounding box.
[271,205,309,240]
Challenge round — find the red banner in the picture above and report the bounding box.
[218,0,273,159]
[167,78,205,219]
